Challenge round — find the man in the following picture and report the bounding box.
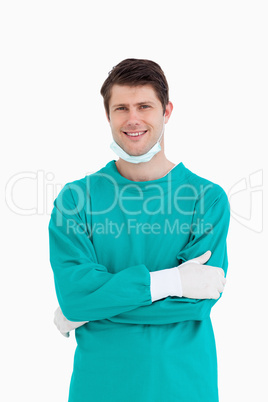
[49,58,230,402]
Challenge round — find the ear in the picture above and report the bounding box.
[164,101,174,124]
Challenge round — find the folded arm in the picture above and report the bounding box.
[51,185,230,335]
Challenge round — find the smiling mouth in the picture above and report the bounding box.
[123,130,148,137]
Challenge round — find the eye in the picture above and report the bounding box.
[140,105,150,109]
[116,107,126,111]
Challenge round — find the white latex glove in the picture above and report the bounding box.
[54,306,88,337]
[178,250,226,299]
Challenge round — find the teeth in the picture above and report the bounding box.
[125,131,146,137]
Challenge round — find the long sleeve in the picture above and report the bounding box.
[107,189,230,325]
[48,183,152,322]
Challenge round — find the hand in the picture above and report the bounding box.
[178,251,226,299]
[54,306,88,337]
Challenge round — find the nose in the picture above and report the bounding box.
[125,108,141,127]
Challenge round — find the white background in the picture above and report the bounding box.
[1,1,267,401]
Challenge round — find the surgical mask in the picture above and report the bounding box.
[110,117,165,164]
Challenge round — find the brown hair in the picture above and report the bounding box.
[100,58,169,120]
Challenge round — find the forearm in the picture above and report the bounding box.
[107,297,217,325]
[107,243,229,326]
[108,261,220,325]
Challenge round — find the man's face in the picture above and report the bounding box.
[107,84,173,156]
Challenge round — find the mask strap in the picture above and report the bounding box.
[157,116,165,144]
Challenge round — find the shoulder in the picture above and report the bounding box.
[61,162,112,196]
[54,162,112,210]
[182,164,229,212]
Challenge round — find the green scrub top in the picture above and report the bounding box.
[48,160,230,402]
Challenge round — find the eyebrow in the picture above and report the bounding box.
[112,101,155,109]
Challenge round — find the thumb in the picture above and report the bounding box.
[191,250,212,265]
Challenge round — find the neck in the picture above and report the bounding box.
[115,147,176,182]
